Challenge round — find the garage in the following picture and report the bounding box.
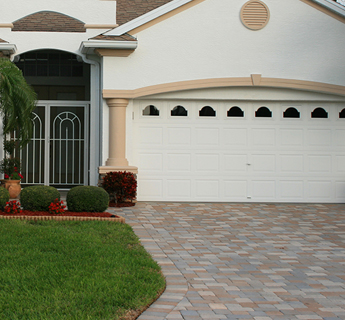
[132,96,345,203]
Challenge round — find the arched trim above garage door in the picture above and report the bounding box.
[103,76,345,99]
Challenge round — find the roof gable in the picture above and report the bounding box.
[12,11,86,32]
[116,0,174,25]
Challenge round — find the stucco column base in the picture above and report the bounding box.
[99,166,138,175]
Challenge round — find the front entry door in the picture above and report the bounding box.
[19,101,89,187]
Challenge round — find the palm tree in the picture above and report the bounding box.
[0,57,37,146]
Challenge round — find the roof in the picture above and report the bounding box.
[116,0,174,25]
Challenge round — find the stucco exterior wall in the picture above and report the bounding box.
[102,0,345,91]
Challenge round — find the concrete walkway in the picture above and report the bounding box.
[108,202,345,320]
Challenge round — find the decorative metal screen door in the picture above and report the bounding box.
[20,102,89,187]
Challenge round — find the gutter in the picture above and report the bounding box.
[0,43,17,57]
[79,40,138,55]
[310,0,345,16]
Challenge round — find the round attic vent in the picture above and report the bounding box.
[240,0,270,30]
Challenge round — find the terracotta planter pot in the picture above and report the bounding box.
[2,180,21,199]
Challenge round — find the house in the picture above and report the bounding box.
[0,0,344,202]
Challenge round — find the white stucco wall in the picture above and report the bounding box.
[102,0,345,90]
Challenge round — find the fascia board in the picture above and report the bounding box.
[104,0,194,36]
[80,40,138,54]
[310,0,345,16]
[0,43,17,55]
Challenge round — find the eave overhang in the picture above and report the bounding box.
[0,43,17,56]
[310,0,345,16]
[80,39,138,55]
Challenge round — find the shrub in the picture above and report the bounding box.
[0,187,10,210]
[20,186,60,211]
[102,171,137,203]
[67,186,109,212]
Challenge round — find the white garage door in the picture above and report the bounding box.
[132,100,345,203]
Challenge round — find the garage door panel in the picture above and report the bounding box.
[139,127,163,145]
[252,180,276,199]
[196,154,219,172]
[336,156,345,172]
[280,155,304,172]
[335,181,345,201]
[308,155,332,173]
[196,128,219,145]
[195,180,219,199]
[167,153,191,172]
[280,180,304,200]
[167,179,191,199]
[138,179,163,198]
[167,127,191,145]
[224,180,248,200]
[224,154,247,172]
[139,153,163,171]
[307,129,331,146]
[280,129,304,146]
[336,130,345,146]
[251,154,276,172]
[134,100,344,202]
[252,128,276,146]
[308,180,333,200]
[223,128,248,146]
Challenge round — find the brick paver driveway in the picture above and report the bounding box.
[110,202,345,320]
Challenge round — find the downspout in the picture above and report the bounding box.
[77,53,102,186]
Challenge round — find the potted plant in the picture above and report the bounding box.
[0,140,23,199]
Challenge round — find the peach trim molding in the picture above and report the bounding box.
[103,76,345,99]
[300,0,345,23]
[0,23,13,28]
[128,0,206,35]
[94,49,135,57]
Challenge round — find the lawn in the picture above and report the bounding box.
[0,219,165,319]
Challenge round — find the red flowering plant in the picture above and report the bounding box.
[4,200,22,214]
[49,198,66,214]
[0,140,23,180]
[102,171,137,204]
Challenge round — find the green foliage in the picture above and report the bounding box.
[20,186,60,211]
[0,219,165,319]
[102,171,137,203]
[0,58,37,146]
[0,187,9,210]
[67,186,109,212]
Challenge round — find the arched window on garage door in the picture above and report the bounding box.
[311,107,328,118]
[143,105,159,116]
[283,107,300,118]
[171,105,188,116]
[339,108,345,118]
[227,106,244,117]
[199,106,216,117]
[255,106,272,118]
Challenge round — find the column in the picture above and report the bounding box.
[99,98,137,174]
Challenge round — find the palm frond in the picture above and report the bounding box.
[0,58,37,146]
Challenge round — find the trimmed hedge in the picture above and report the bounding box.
[0,187,10,210]
[21,186,60,211]
[67,186,109,212]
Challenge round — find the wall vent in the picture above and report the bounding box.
[240,0,270,30]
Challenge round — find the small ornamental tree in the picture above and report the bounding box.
[102,171,137,204]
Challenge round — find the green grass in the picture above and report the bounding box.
[0,219,165,320]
